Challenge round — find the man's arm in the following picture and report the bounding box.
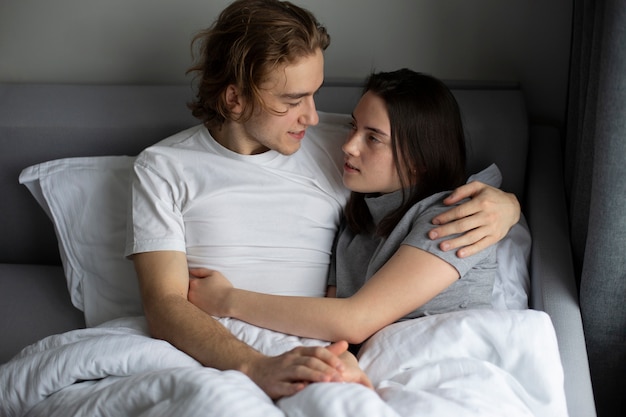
[132,250,347,399]
[429,181,521,258]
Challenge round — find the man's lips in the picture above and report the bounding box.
[289,130,306,140]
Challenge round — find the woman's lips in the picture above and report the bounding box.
[344,161,359,172]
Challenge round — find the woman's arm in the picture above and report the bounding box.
[430,181,520,258]
[188,245,459,344]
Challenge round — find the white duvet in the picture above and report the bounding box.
[0,309,568,417]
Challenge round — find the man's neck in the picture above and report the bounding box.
[209,122,269,155]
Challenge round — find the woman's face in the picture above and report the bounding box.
[342,91,402,194]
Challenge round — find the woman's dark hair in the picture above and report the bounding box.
[186,0,330,129]
[344,69,467,237]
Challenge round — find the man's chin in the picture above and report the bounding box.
[277,143,302,156]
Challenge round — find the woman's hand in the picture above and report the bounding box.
[188,268,234,317]
[429,181,520,258]
[328,342,373,389]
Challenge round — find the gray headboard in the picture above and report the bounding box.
[0,81,527,266]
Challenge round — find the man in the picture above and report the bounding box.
[125,0,520,400]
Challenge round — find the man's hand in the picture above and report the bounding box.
[244,342,350,400]
[429,181,520,258]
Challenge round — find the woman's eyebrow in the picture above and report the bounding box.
[351,114,390,137]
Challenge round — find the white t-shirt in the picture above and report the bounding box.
[125,112,350,297]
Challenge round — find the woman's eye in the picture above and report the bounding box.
[288,101,302,108]
[369,135,381,143]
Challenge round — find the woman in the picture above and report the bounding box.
[188,69,498,346]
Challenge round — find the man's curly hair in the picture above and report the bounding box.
[186,0,330,129]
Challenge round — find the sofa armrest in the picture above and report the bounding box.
[525,125,596,417]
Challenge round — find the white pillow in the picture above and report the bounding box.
[467,164,530,310]
[19,156,530,327]
[19,156,142,327]
[494,216,530,309]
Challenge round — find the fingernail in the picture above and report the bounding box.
[429,230,438,239]
[440,242,449,251]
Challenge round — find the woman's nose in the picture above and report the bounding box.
[342,132,359,156]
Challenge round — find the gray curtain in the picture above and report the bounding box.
[565,1,626,416]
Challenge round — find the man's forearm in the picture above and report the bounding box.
[134,251,348,399]
[144,292,263,372]
[133,250,263,371]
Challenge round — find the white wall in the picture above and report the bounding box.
[0,0,571,125]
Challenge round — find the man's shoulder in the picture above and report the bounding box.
[136,125,207,160]
[149,124,207,150]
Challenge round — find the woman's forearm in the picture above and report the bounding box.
[227,245,457,343]
[191,246,459,344]
[226,289,372,343]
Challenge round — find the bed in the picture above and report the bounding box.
[0,81,596,416]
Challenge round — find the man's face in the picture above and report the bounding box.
[236,49,325,155]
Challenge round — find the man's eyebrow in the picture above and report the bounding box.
[351,113,390,137]
[280,92,310,99]
[279,85,323,100]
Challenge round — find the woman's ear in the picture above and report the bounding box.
[224,84,244,115]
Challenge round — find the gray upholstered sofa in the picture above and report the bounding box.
[0,81,596,417]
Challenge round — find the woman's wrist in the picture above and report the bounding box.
[221,287,239,318]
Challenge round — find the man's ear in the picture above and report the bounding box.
[224,84,244,115]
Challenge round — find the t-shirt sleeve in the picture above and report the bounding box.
[402,198,495,278]
[124,151,187,257]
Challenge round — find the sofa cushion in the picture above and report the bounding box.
[0,263,84,363]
